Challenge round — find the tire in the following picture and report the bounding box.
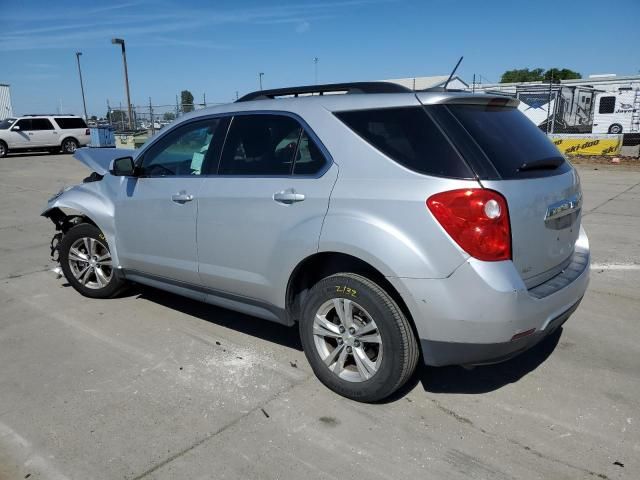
[0,141,7,158]
[608,124,623,134]
[61,138,79,154]
[299,273,419,402]
[58,223,126,299]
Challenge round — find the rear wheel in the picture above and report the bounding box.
[0,141,7,158]
[58,223,126,298]
[608,124,623,134]
[61,138,78,154]
[299,273,419,402]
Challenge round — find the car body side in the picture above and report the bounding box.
[43,92,590,367]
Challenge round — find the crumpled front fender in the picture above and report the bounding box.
[42,182,120,267]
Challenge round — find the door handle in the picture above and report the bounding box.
[171,191,194,204]
[273,190,305,204]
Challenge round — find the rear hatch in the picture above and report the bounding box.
[419,95,582,287]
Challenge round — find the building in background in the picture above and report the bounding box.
[385,75,469,91]
[0,84,13,120]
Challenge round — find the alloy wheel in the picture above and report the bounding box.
[313,298,383,382]
[67,237,113,289]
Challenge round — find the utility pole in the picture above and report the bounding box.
[149,97,154,135]
[111,38,134,130]
[546,74,553,135]
[203,92,207,108]
[259,72,264,90]
[75,52,88,120]
[314,57,319,84]
[235,91,239,100]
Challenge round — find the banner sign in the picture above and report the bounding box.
[549,134,623,156]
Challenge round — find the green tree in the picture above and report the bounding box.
[90,115,98,121]
[500,67,582,83]
[543,68,581,82]
[163,111,176,121]
[181,90,194,113]
[500,68,545,83]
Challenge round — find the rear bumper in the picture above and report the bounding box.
[420,297,581,366]
[388,226,590,367]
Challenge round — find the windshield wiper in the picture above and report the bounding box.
[517,157,564,172]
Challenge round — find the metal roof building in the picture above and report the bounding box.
[0,84,13,120]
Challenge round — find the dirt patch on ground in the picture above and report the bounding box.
[568,155,640,170]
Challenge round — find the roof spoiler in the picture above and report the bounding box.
[236,82,412,102]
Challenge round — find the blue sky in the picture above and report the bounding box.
[1,0,639,117]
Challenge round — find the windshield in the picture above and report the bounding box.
[0,118,16,129]
[447,104,570,179]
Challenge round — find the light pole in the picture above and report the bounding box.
[111,38,134,130]
[259,72,264,90]
[314,57,318,84]
[75,52,88,120]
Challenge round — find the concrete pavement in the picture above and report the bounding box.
[1,153,638,479]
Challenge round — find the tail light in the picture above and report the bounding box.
[427,189,511,261]
[85,128,90,135]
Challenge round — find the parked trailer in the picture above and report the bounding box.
[592,89,640,134]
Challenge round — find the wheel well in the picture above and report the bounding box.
[61,136,79,146]
[44,207,98,233]
[286,252,416,332]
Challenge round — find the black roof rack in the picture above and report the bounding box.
[236,81,412,102]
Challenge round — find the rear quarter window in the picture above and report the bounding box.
[335,107,473,179]
[54,118,88,129]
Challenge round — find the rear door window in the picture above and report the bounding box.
[447,104,570,179]
[218,114,302,175]
[54,117,88,129]
[30,118,55,130]
[335,107,473,178]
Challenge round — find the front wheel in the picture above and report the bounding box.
[0,141,7,158]
[300,273,419,402]
[58,223,126,298]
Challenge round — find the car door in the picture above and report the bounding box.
[29,118,58,146]
[114,117,224,285]
[8,119,33,148]
[197,113,338,307]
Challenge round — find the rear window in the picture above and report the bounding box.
[335,107,473,178]
[54,117,88,129]
[447,104,570,179]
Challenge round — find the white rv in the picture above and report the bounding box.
[592,89,640,134]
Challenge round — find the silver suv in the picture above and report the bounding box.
[43,83,590,402]
[0,115,90,157]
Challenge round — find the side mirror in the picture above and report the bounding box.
[110,156,137,176]
[11,125,20,131]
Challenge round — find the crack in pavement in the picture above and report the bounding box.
[427,397,610,479]
[129,375,314,480]
[582,180,640,217]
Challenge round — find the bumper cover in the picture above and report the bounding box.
[420,297,582,366]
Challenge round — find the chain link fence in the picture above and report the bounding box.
[104,98,225,134]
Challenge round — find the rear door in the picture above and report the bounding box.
[424,99,582,287]
[29,118,57,146]
[196,113,337,305]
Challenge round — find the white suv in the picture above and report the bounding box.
[0,115,90,157]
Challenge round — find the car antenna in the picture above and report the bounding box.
[443,56,464,90]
